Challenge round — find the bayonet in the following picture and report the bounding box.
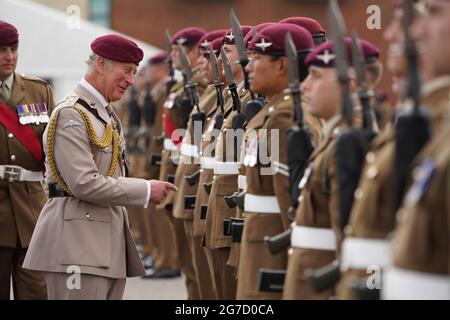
[178,44,200,112]
[209,47,225,114]
[329,0,354,126]
[220,47,242,113]
[230,8,254,98]
[165,30,176,92]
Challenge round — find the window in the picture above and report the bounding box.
[90,0,111,28]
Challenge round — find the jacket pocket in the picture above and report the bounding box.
[60,202,111,268]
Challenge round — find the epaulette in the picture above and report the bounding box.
[55,93,80,109]
[20,73,49,85]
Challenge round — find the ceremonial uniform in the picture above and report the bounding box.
[0,20,54,300]
[23,34,161,300]
[282,37,381,300]
[382,76,450,300]
[236,24,314,300]
[337,77,450,299]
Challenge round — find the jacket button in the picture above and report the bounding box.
[85,213,90,219]
[10,155,16,162]
[366,152,375,163]
[8,133,13,139]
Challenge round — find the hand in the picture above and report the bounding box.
[149,180,177,204]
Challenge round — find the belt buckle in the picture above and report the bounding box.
[4,166,22,182]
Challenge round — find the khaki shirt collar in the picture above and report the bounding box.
[2,73,14,91]
[79,78,109,109]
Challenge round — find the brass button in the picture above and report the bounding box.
[85,213,91,219]
[283,95,290,101]
[367,166,378,179]
[288,248,294,256]
[10,155,16,162]
[366,152,375,163]
[8,133,13,139]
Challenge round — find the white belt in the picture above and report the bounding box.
[382,267,450,300]
[244,194,281,214]
[238,175,247,190]
[180,143,200,158]
[163,138,176,151]
[201,157,216,170]
[0,165,43,182]
[340,237,393,271]
[213,161,240,175]
[291,225,336,251]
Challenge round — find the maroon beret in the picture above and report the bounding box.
[222,26,253,45]
[171,27,206,46]
[203,37,224,59]
[0,20,19,46]
[279,17,326,37]
[91,34,144,65]
[305,37,380,68]
[244,23,276,48]
[248,23,313,56]
[148,51,169,65]
[197,29,227,51]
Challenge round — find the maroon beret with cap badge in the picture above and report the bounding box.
[248,23,313,56]
[197,29,227,52]
[203,37,224,59]
[305,37,380,68]
[244,22,276,48]
[91,34,144,65]
[148,51,169,65]
[279,17,326,38]
[171,27,206,46]
[222,26,253,45]
[0,20,19,46]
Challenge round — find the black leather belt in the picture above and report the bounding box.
[48,183,73,198]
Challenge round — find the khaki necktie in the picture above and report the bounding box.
[0,81,9,101]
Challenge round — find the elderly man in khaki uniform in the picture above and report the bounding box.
[282,37,382,300]
[382,0,450,300]
[23,34,176,300]
[0,20,54,300]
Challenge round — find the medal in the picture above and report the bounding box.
[16,105,27,125]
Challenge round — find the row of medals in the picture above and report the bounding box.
[16,103,50,125]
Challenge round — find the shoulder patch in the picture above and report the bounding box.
[56,94,80,109]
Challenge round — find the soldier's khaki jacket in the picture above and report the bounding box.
[23,82,148,278]
[145,79,168,180]
[172,85,216,220]
[337,77,450,299]
[236,91,294,300]
[205,84,251,250]
[192,90,222,237]
[0,72,55,248]
[283,115,345,300]
[158,67,207,210]
[383,77,450,299]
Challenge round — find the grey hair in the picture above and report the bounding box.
[86,52,113,74]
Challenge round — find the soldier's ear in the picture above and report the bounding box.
[278,57,288,76]
[96,56,106,74]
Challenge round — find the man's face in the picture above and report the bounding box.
[0,44,18,80]
[101,59,137,102]
[220,44,241,80]
[384,9,406,80]
[247,53,284,96]
[148,63,168,86]
[301,66,340,120]
[411,0,450,77]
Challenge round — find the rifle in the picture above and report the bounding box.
[264,33,315,255]
[178,44,206,152]
[165,30,177,93]
[127,85,144,154]
[393,0,430,213]
[230,9,265,124]
[258,269,286,293]
[209,47,226,130]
